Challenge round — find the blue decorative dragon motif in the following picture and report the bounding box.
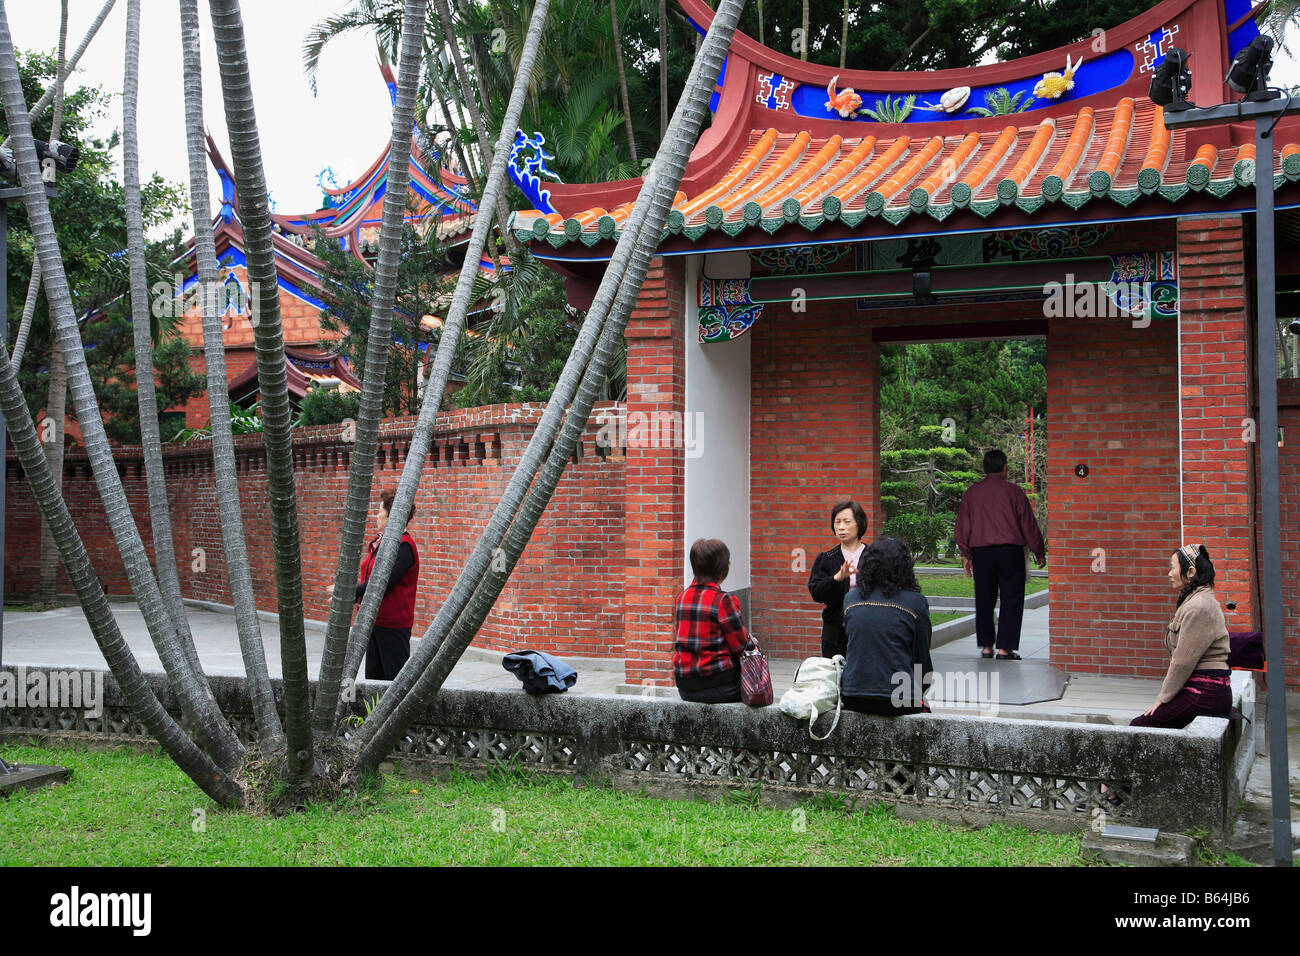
[509,129,562,215]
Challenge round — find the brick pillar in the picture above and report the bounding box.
[623,257,686,686]
[1177,215,1258,628]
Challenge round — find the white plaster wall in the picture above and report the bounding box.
[683,253,751,590]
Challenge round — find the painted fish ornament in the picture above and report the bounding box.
[825,74,863,118]
[1034,54,1083,100]
[918,86,971,113]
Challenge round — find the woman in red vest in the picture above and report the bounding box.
[329,488,420,680]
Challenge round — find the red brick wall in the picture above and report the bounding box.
[750,301,880,661]
[623,258,687,685]
[5,404,625,660]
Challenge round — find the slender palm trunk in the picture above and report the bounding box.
[433,0,517,257]
[840,0,848,69]
[209,0,311,783]
[9,258,38,366]
[179,0,283,752]
[124,0,214,696]
[351,0,747,774]
[659,0,668,139]
[428,61,477,192]
[610,0,637,163]
[36,0,69,608]
[757,0,763,45]
[311,0,428,734]
[333,0,553,703]
[802,0,809,61]
[0,0,116,151]
[0,0,243,772]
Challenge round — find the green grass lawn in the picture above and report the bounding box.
[0,742,1088,867]
[929,611,966,626]
[918,574,1049,599]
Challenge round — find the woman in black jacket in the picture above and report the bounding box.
[806,500,868,658]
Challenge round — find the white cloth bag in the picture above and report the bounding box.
[778,654,844,740]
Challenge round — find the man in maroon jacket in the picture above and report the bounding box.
[955,450,1045,660]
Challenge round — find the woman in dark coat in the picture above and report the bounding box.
[806,500,868,658]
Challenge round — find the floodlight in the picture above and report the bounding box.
[1226,35,1278,100]
[1149,47,1193,111]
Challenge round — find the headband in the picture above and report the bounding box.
[1179,544,1201,566]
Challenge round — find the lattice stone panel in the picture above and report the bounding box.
[396,726,578,768]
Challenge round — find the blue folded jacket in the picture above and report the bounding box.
[502,649,578,694]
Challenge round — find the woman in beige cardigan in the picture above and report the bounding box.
[1131,544,1232,728]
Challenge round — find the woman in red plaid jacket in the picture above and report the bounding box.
[673,539,757,703]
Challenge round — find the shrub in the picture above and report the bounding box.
[297,388,361,427]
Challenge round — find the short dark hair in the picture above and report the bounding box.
[983,450,1007,474]
[380,487,413,524]
[689,538,730,582]
[857,537,920,598]
[830,500,868,539]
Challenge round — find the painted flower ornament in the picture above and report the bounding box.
[825,75,863,118]
[1034,54,1084,100]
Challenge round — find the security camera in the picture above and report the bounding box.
[1289,318,1300,335]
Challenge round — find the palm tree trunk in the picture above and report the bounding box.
[36,0,69,609]
[0,0,116,151]
[659,0,668,139]
[125,0,215,697]
[0,341,244,805]
[178,0,283,753]
[9,257,38,366]
[757,0,763,45]
[332,0,553,705]
[209,0,311,783]
[432,0,517,257]
[427,60,477,193]
[610,0,637,163]
[352,0,747,773]
[802,0,809,61]
[311,0,428,734]
[840,0,849,69]
[0,1,244,772]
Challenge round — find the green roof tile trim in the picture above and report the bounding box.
[762,217,785,234]
[882,207,910,225]
[580,231,600,247]
[909,187,930,211]
[1015,195,1046,215]
[1137,166,1163,193]
[822,194,842,219]
[1186,162,1211,189]
[1282,170,1295,187]
[1233,159,1256,186]
[1159,182,1189,202]
[865,191,886,214]
[839,209,866,228]
[1207,179,1236,199]
[1061,191,1091,210]
[949,181,972,207]
[996,178,1018,203]
[564,217,582,239]
[667,209,686,233]
[532,217,550,239]
[547,232,566,247]
[743,201,764,225]
[684,224,708,240]
[971,198,1001,218]
[598,215,617,238]
[722,220,746,237]
[1110,186,1140,206]
[1285,152,1300,177]
[1089,170,1112,196]
[705,204,725,226]
[782,198,802,221]
[927,203,954,222]
[1041,174,1064,201]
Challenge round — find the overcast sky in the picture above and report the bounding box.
[8,1,394,226]
[8,2,1300,237]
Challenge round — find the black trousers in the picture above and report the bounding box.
[819,621,847,660]
[676,670,742,704]
[365,626,411,681]
[972,543,1026,651]
[842,696,927,716]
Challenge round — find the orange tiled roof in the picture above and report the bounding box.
[512,99,1300,249]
